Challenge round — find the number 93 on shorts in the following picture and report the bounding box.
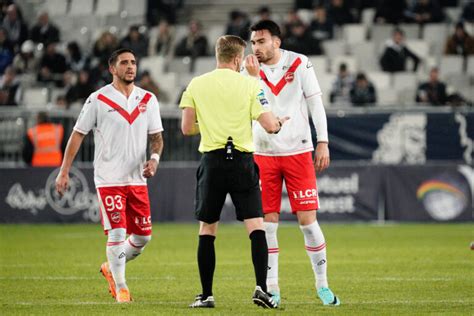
[96,185,152,235]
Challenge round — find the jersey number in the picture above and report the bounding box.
[104,195,123,211]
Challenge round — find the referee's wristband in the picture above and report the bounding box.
[150,153,160,163]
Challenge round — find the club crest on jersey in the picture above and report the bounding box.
[138,102,147,113]
[284,72,295,83]
[111,212,121,223]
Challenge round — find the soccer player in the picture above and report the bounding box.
[244,20,340,306]
[55,48,164,303]
[180,35,288,309]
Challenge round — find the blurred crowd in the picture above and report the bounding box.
[0,0,472,108]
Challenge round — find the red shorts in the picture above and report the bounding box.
[97,185,152,235]
[254,152,319,214]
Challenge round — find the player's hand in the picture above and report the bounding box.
[143,159,158,178]
[244,54,260,77]
[314,142,330,173]
[55,170,69,197]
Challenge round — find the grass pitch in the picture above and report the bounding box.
[0,223,473,315]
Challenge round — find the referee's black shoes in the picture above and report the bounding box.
[252,286,278,308]
[189,294,215,308]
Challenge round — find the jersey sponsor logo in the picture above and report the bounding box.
[138,102,147,113]
[284,72,295,83]
[135,216,152,226]
[259,57,302,96]
[98,92,152,125]
[292,189,318,199]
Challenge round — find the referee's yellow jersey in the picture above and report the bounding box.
[179,68,270,153]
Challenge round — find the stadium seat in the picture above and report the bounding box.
[343,24,367,44]
[173,25,189,46]
[43,0,68,16]
[22,88,49,107]
[316,72,336,106]
[399,24,420,40]
[123,0,147,17]
[156,73,178,106]
[367,71,391,91]
[167,57,193,74]
[331,56,357,74]
[206,25,225,49]
[308,56,329,73]
[297,9,313,25]
[139,56,166,82]
[96,0,121,17]
[361,8,375,28]
[439,56,464,76]
[393,72,418,91]
[444,7,461,23]
[370,24,393,45]
[193,57,216,75]
[63,28,92,50]
[397,88,417,105]
[422,23,448,56]
[350,41,378,71]
[405,40,430,60]
[69,0,94,16]
[467,56,474,75]
[322,40,346,58]
[377,88,398,106]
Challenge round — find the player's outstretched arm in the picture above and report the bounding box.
[143,132,163,178]
[181,107,200,136]
[55,131,86,196]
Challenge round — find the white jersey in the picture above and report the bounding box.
[248,49,325,156]
[74,84,163,187]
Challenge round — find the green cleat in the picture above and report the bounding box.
[317,287,340,306]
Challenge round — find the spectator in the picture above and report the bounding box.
[350,73,377,106]
[12,39,38,74]
[54,94,68,109]
[444,22,474,56]
[120,25,149,59]
[65,70,95,104]
[327,0,354,26]
[282,21,323,55]
[174,20,208,58]
[330,63,354,104]
[374,0,407,24]
[310,5,334,41]
[0,26,13,74]
[38,42,67,87]
[225,10,250,41]
[66,41,89,72]
[380,28,420,73]
[149,19,174,57]
[0,65,20,105]
[282,9,304,37]
[137,71,168,103]
[93,31,119,65]
[29,12,60,46]
[405,0,444,24]
[461,1,474,22]
[2,4,27,51]
[416,67,447,105]
[253,6,277,23]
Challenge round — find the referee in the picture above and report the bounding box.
[180,35,287,309]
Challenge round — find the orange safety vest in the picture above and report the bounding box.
[27,123,64,167]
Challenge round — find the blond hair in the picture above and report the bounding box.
[215,35,246,63]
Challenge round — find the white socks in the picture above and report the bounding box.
[106,229,152,291]
[124,234,152,262]
[263,222,280,293]
[300,221,328,289]
[106,228,127,290]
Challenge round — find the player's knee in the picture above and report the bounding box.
[130,234,152,248]
[264,212,279,223]
[108,228,126,242]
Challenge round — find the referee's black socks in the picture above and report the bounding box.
[198,235,216,299]
[249,229,268,293]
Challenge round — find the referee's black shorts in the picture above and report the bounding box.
[195,149,263,223]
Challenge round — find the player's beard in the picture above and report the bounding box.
[120,73,135,85]
[256,50,274,64]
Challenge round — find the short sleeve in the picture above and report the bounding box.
[148,94,164,134]
[250,79,270,120]
[179,83,196,109]
[301,57,322,99]
[74,94,97,135]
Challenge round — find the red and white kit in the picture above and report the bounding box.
[74,84,163,234]
[249,49,329,213]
